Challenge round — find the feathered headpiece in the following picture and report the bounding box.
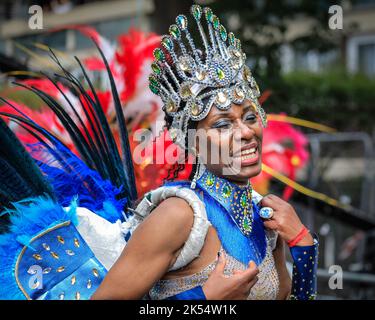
[149,5,267,148]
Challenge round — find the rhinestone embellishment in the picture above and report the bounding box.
[148,4,266,148]
[57,266,65,273]
[32,254,42,261]
[57,235,65,244]
[74,238,80,248]
[199,170,254,237]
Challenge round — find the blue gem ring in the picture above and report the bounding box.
[259,207,274,220]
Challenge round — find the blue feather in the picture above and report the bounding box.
[27,142,127,223]
[0,196,77,299]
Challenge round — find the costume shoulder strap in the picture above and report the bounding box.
[134,185,211,271]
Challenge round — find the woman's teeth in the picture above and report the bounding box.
[240,148,257,160]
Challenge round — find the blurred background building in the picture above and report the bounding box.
[2,0,375,76]
[1,0,375,299]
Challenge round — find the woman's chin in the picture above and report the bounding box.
[220,159,262,185]
[207,157,262,184]
[239,160,262,180]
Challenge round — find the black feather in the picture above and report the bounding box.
[94,43,138,202]
[0,117,56,210]
[1,44,138,209]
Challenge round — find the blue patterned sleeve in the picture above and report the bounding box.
[289,233,319,300]
[163,286,207,300]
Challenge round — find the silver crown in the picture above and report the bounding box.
[149,5,267,148]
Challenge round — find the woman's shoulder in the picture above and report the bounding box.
[152,196,195,228]
[137,182,203,212]
[134,183,206,234]
[150,184,205,225]
[134,183,211,271]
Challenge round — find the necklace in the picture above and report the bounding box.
[196,169,254,236]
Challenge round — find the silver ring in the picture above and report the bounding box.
[259,207,274,219]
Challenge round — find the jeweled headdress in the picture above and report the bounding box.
[149,5,267,148]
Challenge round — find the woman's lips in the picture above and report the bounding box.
[233,147,260,166]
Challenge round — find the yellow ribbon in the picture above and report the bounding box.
[261,163,352,210]
[267,114,336,133]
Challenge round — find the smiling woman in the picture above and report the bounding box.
[0,4,318,301]
[195,101,263,185]
[92,5,319,300]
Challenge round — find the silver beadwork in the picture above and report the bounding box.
[190,158,206,189]
[149,5,267,150]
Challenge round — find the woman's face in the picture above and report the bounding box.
[195,99,263,186]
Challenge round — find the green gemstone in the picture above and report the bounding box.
[228,32,235,46]
[149,76,160,94]
[176,15,188,30]
[204,7,213,22]
[169,24,181,39]
[243,216,251,231]
[220,25,227,41]
[216,67,225,80]
[240,193,247,207]
[161,36,173,51]
[235,38,242,50]
[242,216,251,231]
[222,184,231,198]
[149,75,159,87]
[153,48,165,62]
[206,174,214,187]
[212,15,220,30]
[149,83,159,94]
[191,4,202,21]
[151,62,161,75]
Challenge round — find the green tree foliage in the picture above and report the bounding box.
[212,0,341,82]
[282,70,375,132]
[210,0,374,132]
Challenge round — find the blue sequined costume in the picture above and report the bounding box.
[148,170,318,300]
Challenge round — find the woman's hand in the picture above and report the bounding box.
[202,251,259,300]
[260,194,313,246]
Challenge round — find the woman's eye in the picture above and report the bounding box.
[212,121,231,129]
[244,113,257,122]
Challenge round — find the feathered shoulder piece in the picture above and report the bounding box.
[0,44,138,299]
[0,197,107,300]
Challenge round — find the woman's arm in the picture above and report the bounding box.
[261,194,319,300]
[273,236,292,300]
[273,233,319,300]
[91,197,194,300]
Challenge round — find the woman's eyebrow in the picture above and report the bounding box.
[242,104,256,114]
[210,103,256,121]
[210,112,231,121]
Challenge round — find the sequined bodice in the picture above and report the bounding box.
[148,238,280,300]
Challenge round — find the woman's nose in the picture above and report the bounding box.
[235,120,254,141]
